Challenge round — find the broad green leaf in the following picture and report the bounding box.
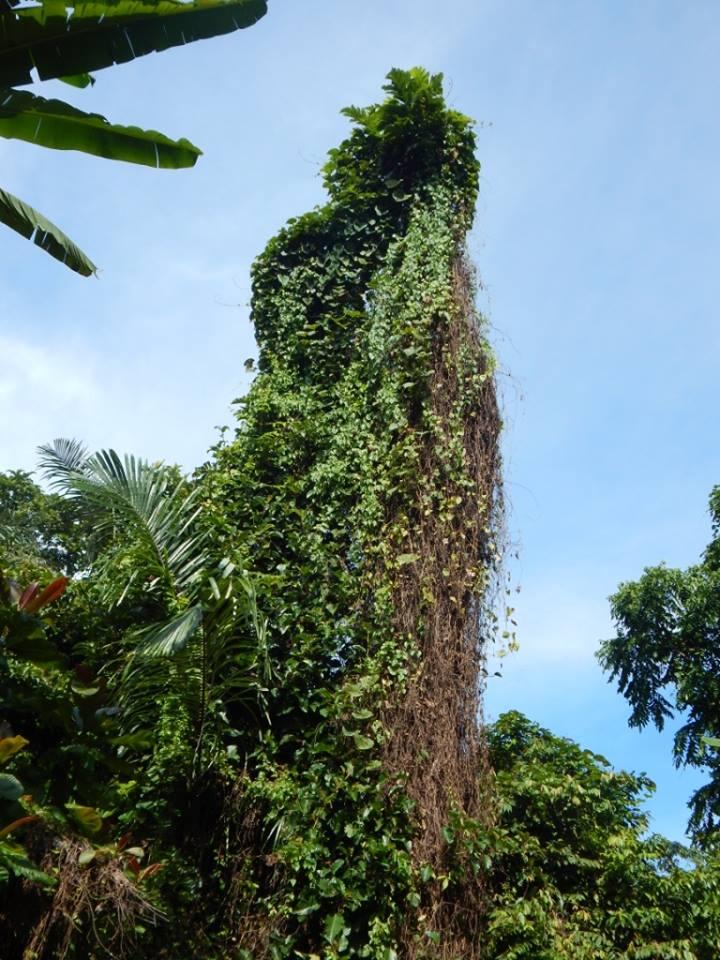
[70,681,102,698]
[353,733,374,751]
[397,553,420,566]
[58,72,95,89]
[0,90,202,169]
[109,731,153,750]
[6,629,64,664]
[0,840,56,886]
[352,708,373,720]
[77,848,96,865]
[0,0,268,87]
[0,185,96,275]
[0,735,28,766]
[323,913,346,945]
[0,773,23,801]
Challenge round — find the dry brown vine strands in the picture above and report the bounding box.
[376,251,502,959]
[25,839,162,959]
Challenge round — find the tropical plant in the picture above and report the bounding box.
[0,0,267,274]
[0,566,171,958]
[39,439,270,777]
[599,485,720,841]
[0,442,270,955]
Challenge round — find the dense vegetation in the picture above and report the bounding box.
[1,69,719,959]
[485,712,720,959]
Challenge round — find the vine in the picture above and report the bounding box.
[206,68,503,959]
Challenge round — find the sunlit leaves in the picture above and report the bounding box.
[0,90,202,168]
[0,0,268,87]
[485,712,720,958]
[0,0,267,273]
[0,185,96,275]
[0,736,28,765]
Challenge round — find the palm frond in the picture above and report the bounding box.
[40,441,207,599]
[38,438,89,486]
[136,604,203,658]
[119,567,269,748]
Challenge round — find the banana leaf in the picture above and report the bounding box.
[59,72,95,89]
[0,0,267,87]
[0,89,201,167]
[0,186,96,275]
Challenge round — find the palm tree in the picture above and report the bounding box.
[39,438,271,776]
[0,0,267,274]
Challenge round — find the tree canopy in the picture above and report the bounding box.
[599,486,720,841]
[486,711,720,959]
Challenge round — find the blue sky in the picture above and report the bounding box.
[1,0,718,841]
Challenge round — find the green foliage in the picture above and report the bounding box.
[4,64,718,960]
[0,0,267,87]
[599,486,720,840]
[203,67,501,958]
[0,89,203,168]
[39,441,269,779]
[0,446,268,957]
[0,186,97,275]
[0,0,267,273]
[485,711,720,959]
[0,469,90,577]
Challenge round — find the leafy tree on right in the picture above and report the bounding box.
[599,485,720,841]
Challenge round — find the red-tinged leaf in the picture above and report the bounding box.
[116,832,131,852]
[0,814,39,839]
[138,862,165,882]
[26,577,68,613]
[126,855,141,877]
[17,583,39,610]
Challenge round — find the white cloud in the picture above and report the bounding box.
[0,333,100,472]
[487,573,613,674]
[0,334,100,469]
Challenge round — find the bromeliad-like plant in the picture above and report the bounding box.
[0,0,267,274]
